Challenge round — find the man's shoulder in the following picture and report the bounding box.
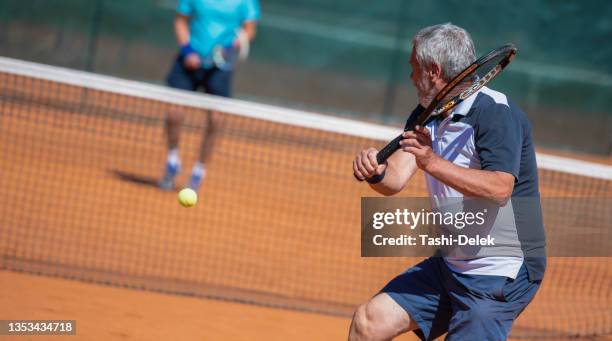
[467,87,529,128]
[471,87,511,114]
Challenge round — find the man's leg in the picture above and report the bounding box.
[188,110,221,190]
[188,67,231,191]
[197,110,220,164]
[349,257,453,341]
[349,293,417,341]
[159,108,184,190]
[159,57,197,190]
[165,109,183,151]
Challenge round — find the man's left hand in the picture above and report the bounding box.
[400,125,439,171]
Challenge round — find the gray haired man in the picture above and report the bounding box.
[351,23,545,340]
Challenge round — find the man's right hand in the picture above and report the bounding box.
[353,148,387,181]
[183,53,201,70]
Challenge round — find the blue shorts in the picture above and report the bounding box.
[382,257,541,341]
[166,56,232,97]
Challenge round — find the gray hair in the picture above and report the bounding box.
[412,23,476,81]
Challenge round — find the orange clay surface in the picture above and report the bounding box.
[0,271,421,341]
[3,271,612,341]
[0,76,610,340]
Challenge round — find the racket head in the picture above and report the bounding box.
[425,44,516,119]
[212,45,239,71]
[213,29,250,71]
[374,44,517,165]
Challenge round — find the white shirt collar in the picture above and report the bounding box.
[451,88,482,116]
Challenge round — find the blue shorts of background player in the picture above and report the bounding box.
[166,55,232,97]
[381,257,542,340]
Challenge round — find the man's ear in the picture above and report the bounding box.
[429,63,442,80]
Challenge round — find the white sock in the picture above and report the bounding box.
[191,161,206,179]
[167,148,180,166]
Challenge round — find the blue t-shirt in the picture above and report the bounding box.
[177,0,260,58]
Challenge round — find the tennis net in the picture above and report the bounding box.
[0,57,610,339]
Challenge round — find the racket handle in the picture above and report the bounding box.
[376,133,403,164]
[354,134,401,182]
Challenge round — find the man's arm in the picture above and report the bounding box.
[242,21,257,41]
[174,14,190,46]
[353,147,418,196]
[401,126,514,204]
[425,157,514,203]
[353,105,425,195]
[239,0,259,42]
[174,14,201,70]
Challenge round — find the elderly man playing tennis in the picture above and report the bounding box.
[351,23,546,340]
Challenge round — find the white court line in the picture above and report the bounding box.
[1,56,610,180]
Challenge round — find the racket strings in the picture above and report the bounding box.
[433,52,511,114]
[212,29,249,70]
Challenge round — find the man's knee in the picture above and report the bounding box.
[206,111,222,134]
[166,110,184,127]
[349,303,376,341]
[349,294,415,341]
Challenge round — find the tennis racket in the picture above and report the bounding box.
[375,44,517,165]
[212,29,250,71]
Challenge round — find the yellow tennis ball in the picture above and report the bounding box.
[178,188,197,207]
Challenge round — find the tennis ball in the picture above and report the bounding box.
[178,188,197,207]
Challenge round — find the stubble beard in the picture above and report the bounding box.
[416,76,437,108]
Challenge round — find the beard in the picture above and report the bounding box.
[415,74,437,108]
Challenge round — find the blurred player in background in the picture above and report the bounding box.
[159,0,260,192]
[351,23,546,340]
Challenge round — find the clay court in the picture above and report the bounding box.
[1,66,611,340]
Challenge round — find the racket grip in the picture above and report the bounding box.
[376,134,403,164]
[355,133,402,182]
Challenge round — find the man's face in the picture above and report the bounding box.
[410,45,437,107]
